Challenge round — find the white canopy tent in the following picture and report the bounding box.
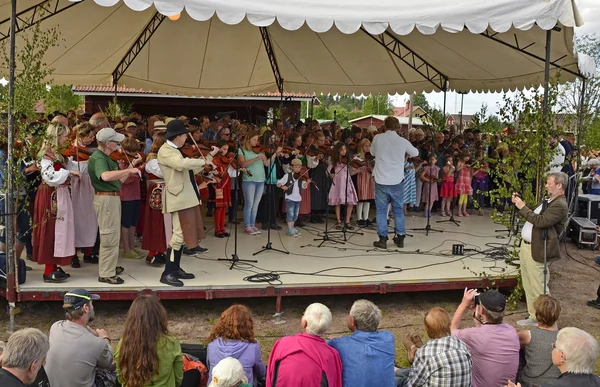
[0,0,593,97]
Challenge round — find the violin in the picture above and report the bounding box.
[62,144,94,161]
[292,172,319,191]
[214,152,253,177]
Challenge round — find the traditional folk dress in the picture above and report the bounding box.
[352,155,375,201]
[402,160,417,205]
[142,155,171,255]
[210,156,233,235]
[328,162,358,205]
[66,145,98,249]
[32,155,76,268]
[308,155,329,213]
[282,153,312,216]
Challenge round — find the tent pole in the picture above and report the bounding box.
[575,76,586,205]
[459,93,464,132]
[6,0,17,333]
[537,29,552,202]
[442,82,448,129]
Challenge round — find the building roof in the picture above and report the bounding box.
[393,105,423,117]
[72,85,317,102]
[349,115,423,126]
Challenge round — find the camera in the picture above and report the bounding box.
[474,293,481,306]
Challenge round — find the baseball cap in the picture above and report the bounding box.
[208,357,248,387]
[479,289,506,312]
[96,127,125,143]
[63,288,100,310]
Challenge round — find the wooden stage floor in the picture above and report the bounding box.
[12,211,518,302]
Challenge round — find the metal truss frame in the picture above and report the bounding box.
[0,0,82,42]
[112,11,165,85]
[260,26,284,93]
[361,28,449,91]
[480,28,580,78]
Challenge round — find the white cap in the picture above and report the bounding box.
[96,127,125,143]
[208,357,248,387]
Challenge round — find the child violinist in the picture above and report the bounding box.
[403,155,425,215]
[118,137,145,259]
[455,151,473,217]
[352,138,374,226]
[210,140,234,238]
[328,142,358,229]
[277,158,310,237]
[439,154,456,217]
[420,153,440,218]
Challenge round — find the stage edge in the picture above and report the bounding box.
[1,277,517,314]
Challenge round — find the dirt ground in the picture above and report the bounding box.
[1,240,599,373]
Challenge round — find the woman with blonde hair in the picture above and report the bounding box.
[237,130,281,235]
[207,305,266,386]
[116,295,184,387]
[65,122,99,268]
[32,121,80,283]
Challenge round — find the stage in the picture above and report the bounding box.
[6,212,518,311]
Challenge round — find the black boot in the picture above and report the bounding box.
[393,234,405,248]
[71,256,81,268]
[161,248,184,287]
[373,236,388,249]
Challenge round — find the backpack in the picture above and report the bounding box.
[183,353,209,387]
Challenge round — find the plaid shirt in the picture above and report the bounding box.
[408,335,472,387]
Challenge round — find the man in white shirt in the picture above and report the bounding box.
[511,172,568,327]
[548,137,566,174]
[370,117,419,249]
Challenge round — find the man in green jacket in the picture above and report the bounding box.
[511,172,569,326]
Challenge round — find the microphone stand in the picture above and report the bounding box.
[219,138,257,269]
[253,146,288,256]
[315,154,343,246]
[411,129,443,236]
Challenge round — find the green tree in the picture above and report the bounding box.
[362,94,394,116]
[44,85,83,115]
[469,103,505,132]
[428,105,449,130]
[558,33,600,147]
[0,21,61,119]
[412,92,430,112]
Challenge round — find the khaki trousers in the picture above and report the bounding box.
[170,211,185,251]
[519,242,549,320]
[93,195,121,278]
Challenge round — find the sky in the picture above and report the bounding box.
[391,0,600,116]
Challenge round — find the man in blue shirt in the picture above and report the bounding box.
[327,300,396,387]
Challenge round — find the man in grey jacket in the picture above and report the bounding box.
[45,289,116,387]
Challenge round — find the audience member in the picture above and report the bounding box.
[45,288,117,387]
[396,307,472,387]
[327,299,395,387]
[115,295,184,387]
[207,305,266,386]
[209,357,252,387]
[266,303,342,387]
[451,289,520,387]
[517,295,562,387]
[506,327,600,387]
[0,328,49,387]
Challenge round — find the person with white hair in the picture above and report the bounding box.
[587,158,600,195]
[327,300,395,387]
[266,303,342,387]
[505,327,600,387]
[0,328,49,387]
[208,357,252,387]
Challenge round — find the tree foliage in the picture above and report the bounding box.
[0,21,61,119]
[558,33,600,147]
[468,103,505,132]
[412,92,430,112]
[44,85,83,115]
[303,94,394,127]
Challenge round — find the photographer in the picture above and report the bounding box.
[451,289,520,387]
[511,172,568,327]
